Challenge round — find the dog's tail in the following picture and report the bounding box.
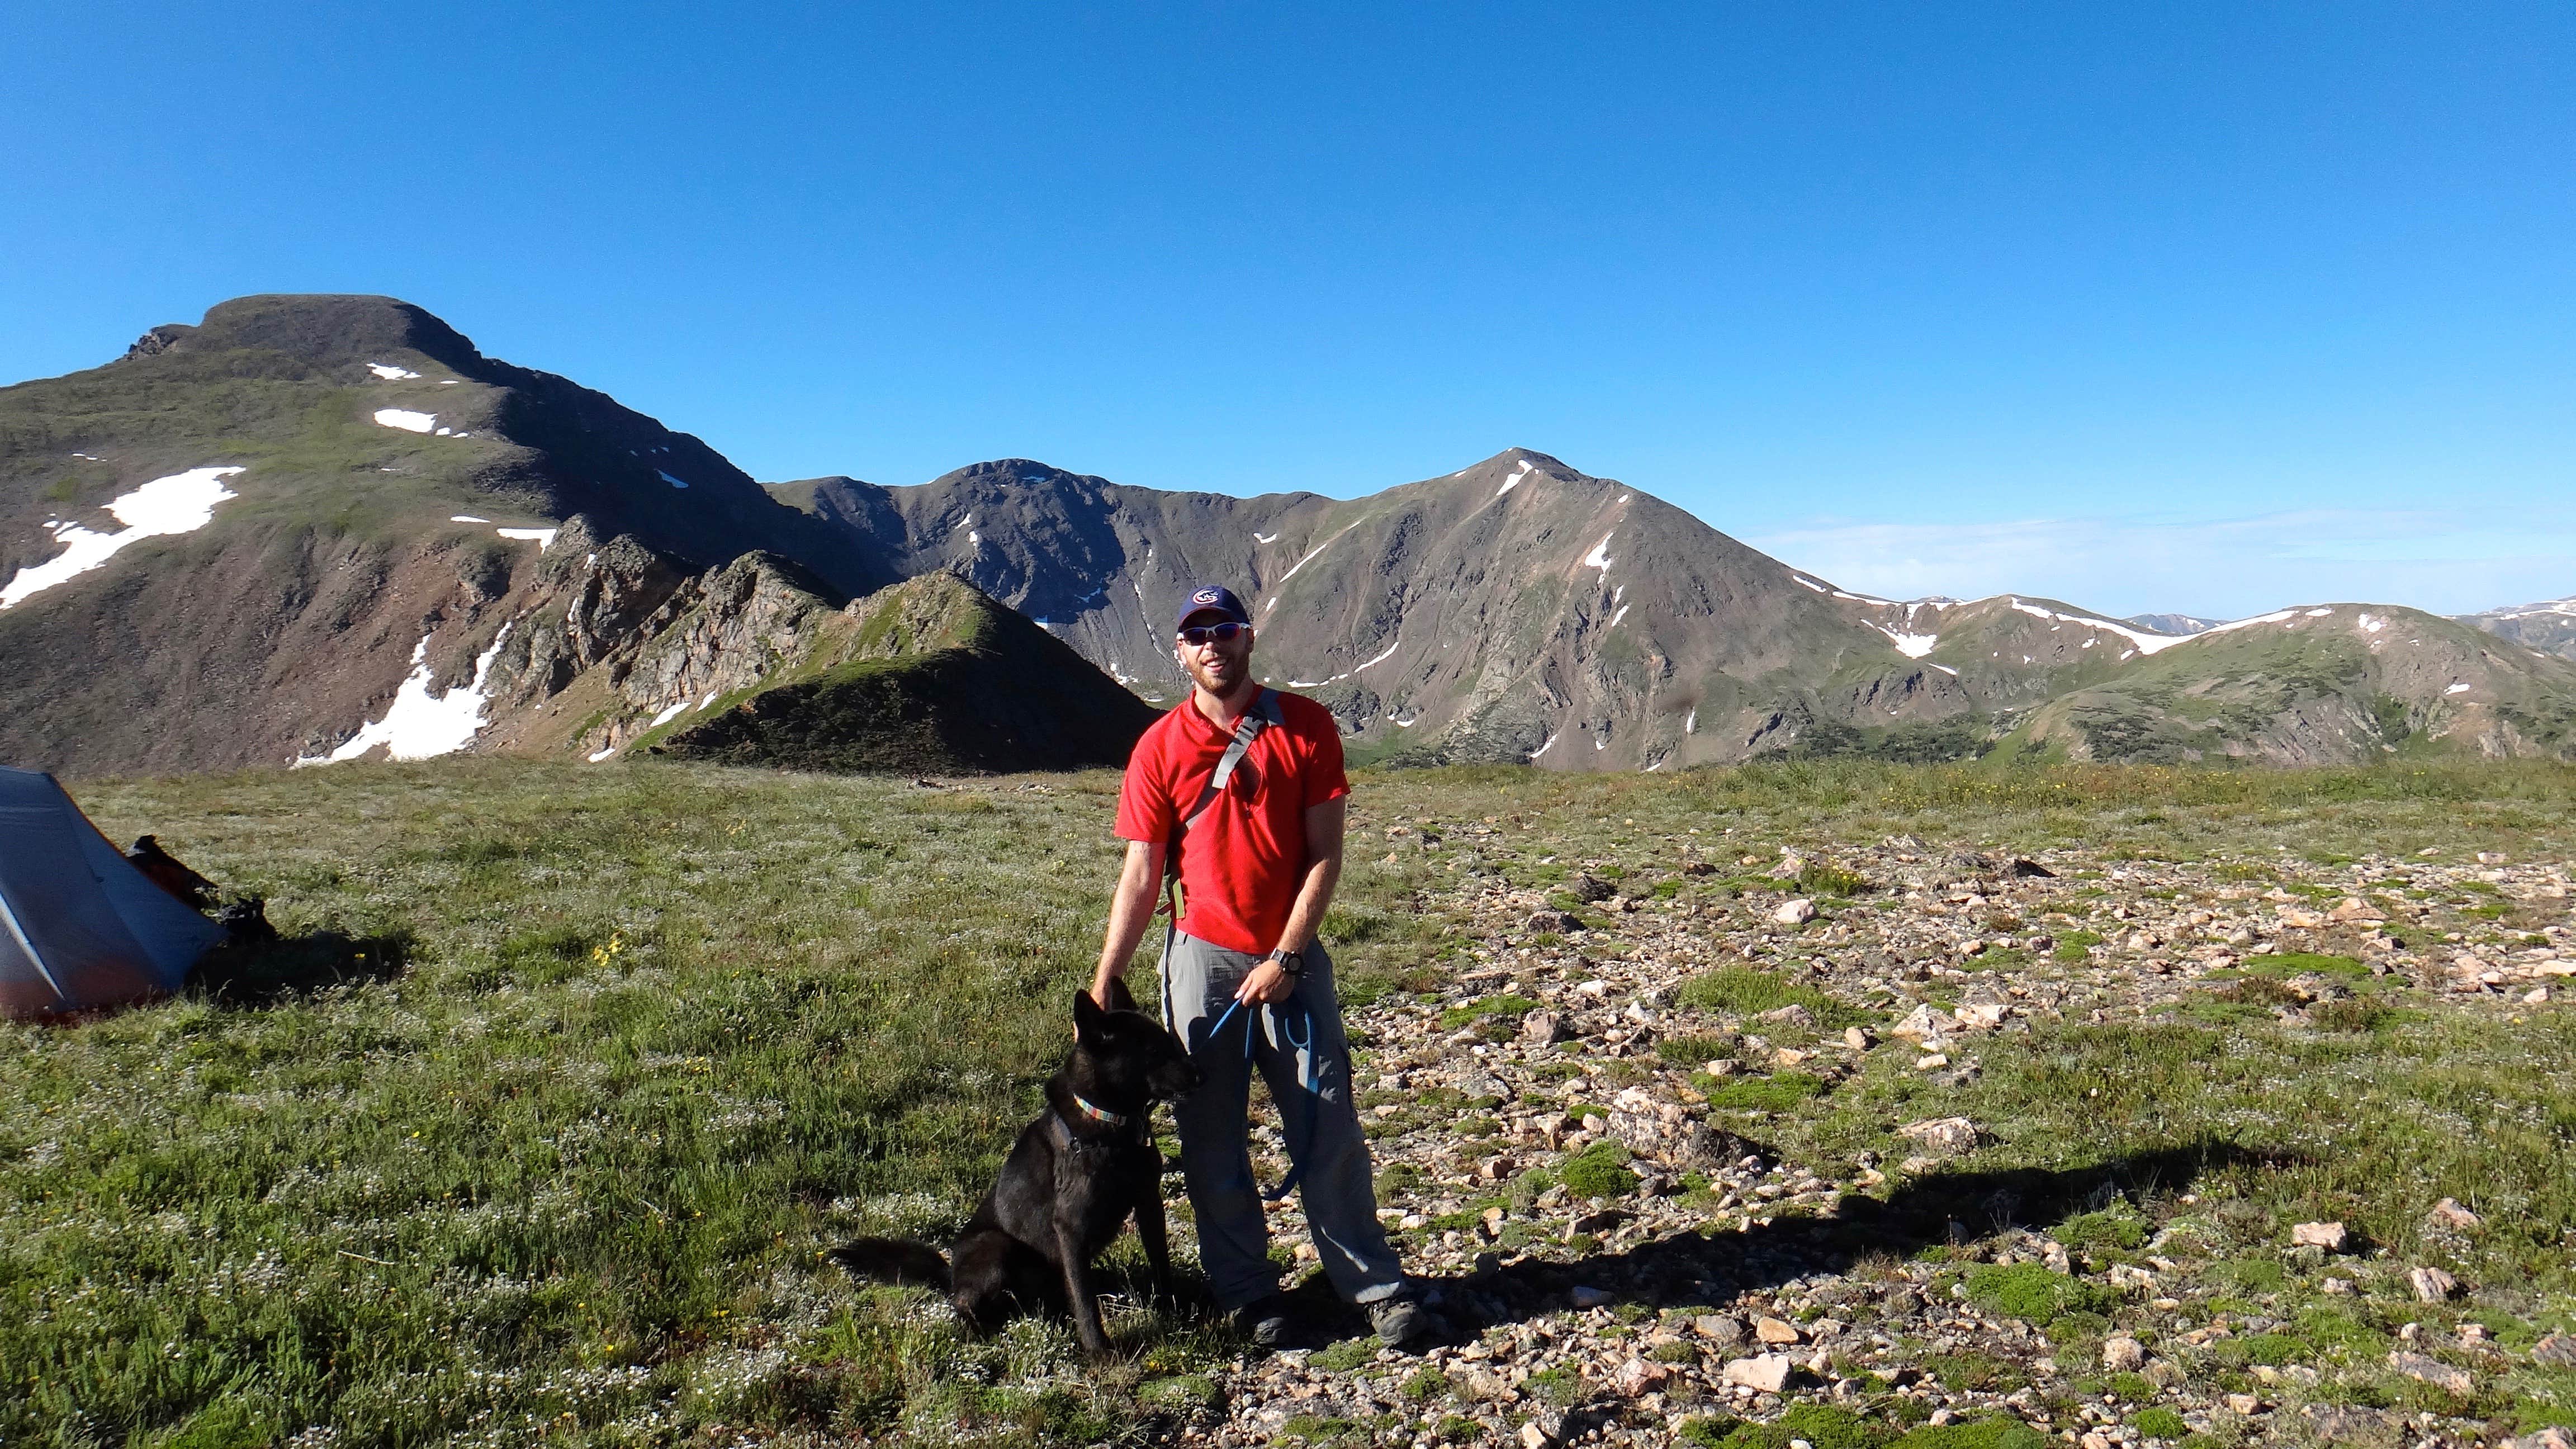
[828,1237,953,1290]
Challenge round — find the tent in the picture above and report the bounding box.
[0,766,226,1018]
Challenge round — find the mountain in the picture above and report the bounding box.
[771,451,2043,770]
[2459,596,2576,661]
[7,293,2574,778]
[0,295,892,775]
[503,566,1159,773]
[1996,604,2576,764]
[2126,612,2224,636]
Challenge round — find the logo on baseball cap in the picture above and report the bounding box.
[1176,585,1251,629]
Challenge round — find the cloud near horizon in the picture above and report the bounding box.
[1744,509,2576,622]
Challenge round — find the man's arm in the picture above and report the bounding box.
[1091,839,1166,1006]
[1237,794,1344,1005]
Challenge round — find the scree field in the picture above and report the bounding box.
[4,759,2573,1448]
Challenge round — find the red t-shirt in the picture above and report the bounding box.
[1115,690,1350,956]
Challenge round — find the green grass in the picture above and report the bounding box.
[8,754,2576,1443]
[1676,966,1868,1029]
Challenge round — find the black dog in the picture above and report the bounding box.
[832,981,1203,1358]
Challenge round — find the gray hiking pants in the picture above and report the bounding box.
[1157,931,1407,1311]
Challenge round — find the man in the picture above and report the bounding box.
[1091,584,1435,1349]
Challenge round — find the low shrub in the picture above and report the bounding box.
[1963,1264,2113,1325]
[1561,1142,1639,1199]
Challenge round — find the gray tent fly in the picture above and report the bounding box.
[0,766,226,1018]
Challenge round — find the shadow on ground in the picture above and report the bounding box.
[1274,1139,2295,1349]
[188,921,413,1005]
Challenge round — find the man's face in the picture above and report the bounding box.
[1175,611,1254,697]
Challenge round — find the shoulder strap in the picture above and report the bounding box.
[1162,689,1281,907]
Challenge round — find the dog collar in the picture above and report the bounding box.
[1067,1091,1130,1129]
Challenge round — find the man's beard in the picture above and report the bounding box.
[1185,648,1249,697]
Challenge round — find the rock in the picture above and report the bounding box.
[1521,1009,1570,1044]
[1758,1003,1815,1029]
[2327,897,2386,922]
[2100,1335,2146,1371]
[1897,1116,1979,1155]
[2427,1197,2482,1230]
[1458,1068,1510,1101]
[1891,1003,1948,1041]
[1611,1357,1668,1395]
[2407,1266,2460,1303]
[1526,910,1584,934]
[1771,897,1817,926]
[2290,1221,2348,1252]
[1719,1354,1794,1393]
[1682,861,1716,877]
[2225,1393,2263,1415]
[1569,874,1616,903]
[2512,1430,2576,1449]
[2387,1350,2473,1395]
[1570,1285,1613,1309]
[1754,1316,1801,1345]
[1769,854,1806,880]
[1952,1002,2009,1031]
[2301,1404,2393,1443]
[2531,1332,2576,1367]
[1694,1314,1747,1346]
[1519,1422,1554,1449]
[1843,1026,1873,1050]
[2009,858,2056,878]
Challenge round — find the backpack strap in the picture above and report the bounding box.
[1162,689,1281,917]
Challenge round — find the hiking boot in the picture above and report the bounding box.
[1229,1292,1297,1349]
[1367,1293,1439,1349]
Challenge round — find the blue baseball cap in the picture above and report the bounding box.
[1176,585,1251,629]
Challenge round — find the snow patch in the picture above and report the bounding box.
[2304,607,2336,617]
[1929,663,1960,675]
[2359,613,2386,633]
[451,514,492,523]
[2197,607,2303,638]
[374,409,437,433]
[650,701,689,727]
[1683,709,1697,735]
[587,746,618,763]
[659,471,690,489]
[1496,461,1535,498]
[1353,640,1400,673]
[2005,598,2190,654]
[1263,523,1358,611]
[1870,624,1939,658]
[1791,574,1828,593]
[1528,731,1560,760]
[1255,532,1278,543]
[2,466,244,609]
[495,527,557,549]
[367,363,420,380]
[1609,604,1631,627]
[296,627,513,765]
[2446,683,2472,695]
[1581,533,1614,571]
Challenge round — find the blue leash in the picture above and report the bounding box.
[1203,992,1320,1201]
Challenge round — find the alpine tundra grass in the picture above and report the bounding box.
[3,759,2573,1446]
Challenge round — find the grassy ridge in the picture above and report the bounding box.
[3,758,2573,1445]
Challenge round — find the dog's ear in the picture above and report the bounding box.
[1100,975,1139,1015]
[1072,988,1106,1044]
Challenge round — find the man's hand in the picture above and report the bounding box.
[1235,958,1296,1005]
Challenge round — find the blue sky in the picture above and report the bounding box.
[4,3,2570,619]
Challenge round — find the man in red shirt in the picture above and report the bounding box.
[1092,585,1434,1349]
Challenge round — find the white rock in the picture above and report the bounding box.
[2101,1336,2146,1371]
[1772,897,1817,926]
[1720,1354,1793,1393]
[2291,1221,2348,1252]
[2408,1266,2460,1302]
[1897,1117,1978,1155]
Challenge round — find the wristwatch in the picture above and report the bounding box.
[1267,948,1305,978]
